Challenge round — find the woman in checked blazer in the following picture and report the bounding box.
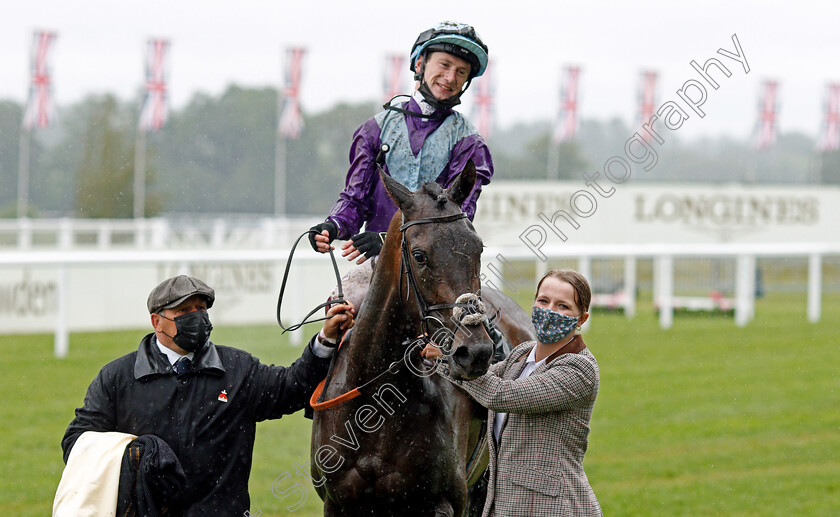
[424,269,602,517]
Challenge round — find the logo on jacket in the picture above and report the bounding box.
[218,390,228,403]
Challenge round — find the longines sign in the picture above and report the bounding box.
[473,181,837,245]
[633,193,818,226]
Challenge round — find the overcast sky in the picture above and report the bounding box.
[3,0,837,141]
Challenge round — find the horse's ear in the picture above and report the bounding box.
[447,160,477,207]
[380,167,413,211]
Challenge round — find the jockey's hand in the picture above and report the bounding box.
[309,221,337,253]
[342,232,386,264]
[420,343,443,360]
[322,302,355,344]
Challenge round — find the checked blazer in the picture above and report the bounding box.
[448,339,602,517]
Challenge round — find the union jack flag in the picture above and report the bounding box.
[138,39,170,132]
[637,70,658,142]
[23,31,57,130]
[278,47,306,139]
[753,80,778,149]
[383,54,406,103]
[817,83,840,152]
[551,66,580,144]
[470,59,494,138]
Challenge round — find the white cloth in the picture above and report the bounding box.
[493,346,546,442]
[412,90,437,116]
[312,333,336,358]
[53,431,137,517]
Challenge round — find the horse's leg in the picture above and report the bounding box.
[434,499,455,517]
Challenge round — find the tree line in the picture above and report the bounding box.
[0,86,836,218]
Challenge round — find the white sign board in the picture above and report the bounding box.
[473,181,839,254]
[0,258,353,335]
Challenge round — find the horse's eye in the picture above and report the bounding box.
[412,250,427,265]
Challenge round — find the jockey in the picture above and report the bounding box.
[309,21,494,269]
[308,21,507,360]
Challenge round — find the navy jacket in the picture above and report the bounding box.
[62,332,330,516]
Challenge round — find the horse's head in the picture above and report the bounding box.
[381,160,494,380]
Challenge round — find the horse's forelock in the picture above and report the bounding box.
[421,182,444,198]
[420,183,451,211]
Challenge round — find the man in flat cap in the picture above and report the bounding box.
[60,275,354,516]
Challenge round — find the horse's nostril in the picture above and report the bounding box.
[474,345,492,366]
[452,346,471,366]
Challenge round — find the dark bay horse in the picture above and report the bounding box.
[311,162,535,516]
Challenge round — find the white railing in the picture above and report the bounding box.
[1,242,838,358]
[482,243,839,329]
[0,217,322,250]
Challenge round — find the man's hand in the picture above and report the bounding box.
[309,221,337,253]
[342,231,386,264]
[420,343,443,360]
[321,302,355,345]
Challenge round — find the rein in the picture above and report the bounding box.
[311,209,485,411]
[275,230,347,333]
[309,332,419,410]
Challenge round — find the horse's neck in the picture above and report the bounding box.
[349,285,418,375]
[345,236,422,382]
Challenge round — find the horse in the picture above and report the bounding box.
[310,161,535,517]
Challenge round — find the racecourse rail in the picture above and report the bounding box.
[2,242,838,358]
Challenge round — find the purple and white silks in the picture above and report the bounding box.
[326,96,494,240]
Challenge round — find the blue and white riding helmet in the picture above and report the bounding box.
[409,21,489,80]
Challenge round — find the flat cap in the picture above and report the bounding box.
[147,275,215,314]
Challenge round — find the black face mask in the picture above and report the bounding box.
[162,311,213,353]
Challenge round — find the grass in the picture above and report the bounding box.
[1,293,839,516]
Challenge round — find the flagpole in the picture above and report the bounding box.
[547,140,559,180]
[275,46,305,215]
[17,124,31,218]
[274,128,287,216]
[814,152,824,184]
[133,128,146,219]
[548,65,580,180]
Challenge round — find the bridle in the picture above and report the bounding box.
[308,208,488,411]
[399,211,481,343]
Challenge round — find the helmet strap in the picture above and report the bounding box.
[417,81,463,110]
[382,95,448,120]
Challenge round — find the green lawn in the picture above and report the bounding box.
[2,293,839,516]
